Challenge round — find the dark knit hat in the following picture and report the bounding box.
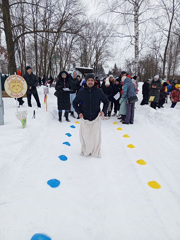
[121,71,127,75]
[85,73,95,81]
[26,66,32,71]
[133,75,137,80]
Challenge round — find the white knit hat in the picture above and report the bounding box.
[105,78,110,86]
[154,75,159,79]
[121,76,126,82]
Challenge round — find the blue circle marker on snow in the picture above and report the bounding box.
[65,133,72,137]
[59,155,68,161]
[63,142,71,146]
[47,179,60,188]
[70,125,76,128]
[31,233,51,240]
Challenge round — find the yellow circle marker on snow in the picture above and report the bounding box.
[113,122,118,125]
[127,144,135,148]
[148,181,161,189]
[75,121,80,124]
[137,159,147,165]
[117,127,123,131]
[123,134,130,138]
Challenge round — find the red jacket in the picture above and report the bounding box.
[170,90,180,102]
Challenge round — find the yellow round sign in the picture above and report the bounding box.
[5,75,27,98]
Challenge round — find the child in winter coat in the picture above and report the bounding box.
[170,84,180,108]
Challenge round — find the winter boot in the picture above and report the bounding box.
[58,112,62,122]
[65,112,70,122]
[120,115,126,122]
[112,112,116,116]
[108,111,111,117]
[71,111,75,118]
[104,113,110,120]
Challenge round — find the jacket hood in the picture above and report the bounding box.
[58,71,69,79]
[124,77,132,85]
[71,70,77,78]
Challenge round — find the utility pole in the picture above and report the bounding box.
[0,73,4,125]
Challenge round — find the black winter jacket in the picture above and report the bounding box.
[101,85,113,101]
[73,86,109,121]
[142,82,150,96]
[55,71,71,110]
[113,83,122,96]
[70,76,78,94]
[149,79,161,103]
[23,72,38,94]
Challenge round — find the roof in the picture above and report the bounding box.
[75,67,94,75]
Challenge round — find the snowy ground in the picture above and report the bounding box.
[0,84,180,240]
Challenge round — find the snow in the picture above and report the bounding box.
[0,83,180,240]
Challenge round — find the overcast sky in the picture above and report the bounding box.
[80,0,133,72]
[81,0,101,17]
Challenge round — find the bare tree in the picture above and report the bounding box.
[75,20,113,73]
[154,0,180,79]
[104,0,152,75]
[167,36,180,80]
[1,0,17,74]
[0,0,85,75]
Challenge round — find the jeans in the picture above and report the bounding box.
[125,103,135,124]
[70,93,76,111]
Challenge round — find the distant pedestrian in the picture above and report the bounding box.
[23,66,41,108]
[112,78,121,116]
[69,70,78,118]
[140,80,150,105]
[120,76,136,124]
[158,82,168,108]
[101,78,113,117]
[55,71,71,122]
[38,76,42,86]
[42,75,46,85]
[170,84,180,108]
[149,75,161,109]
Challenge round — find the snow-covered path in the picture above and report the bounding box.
[0,86,180,240]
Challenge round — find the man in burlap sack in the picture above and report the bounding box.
[73,73,109,158]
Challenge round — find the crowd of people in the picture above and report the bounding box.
[53,70,139,124]
[141,76,180,109]
[3,66,179,158]
[17,66,180,123]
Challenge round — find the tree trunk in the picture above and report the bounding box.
[2,0,17,74]
[134,0,139,76]
[162,0,175,80]
[32,0,38,76]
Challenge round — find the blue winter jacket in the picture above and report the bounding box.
[121,77,136,99]
[167,84,172,95]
